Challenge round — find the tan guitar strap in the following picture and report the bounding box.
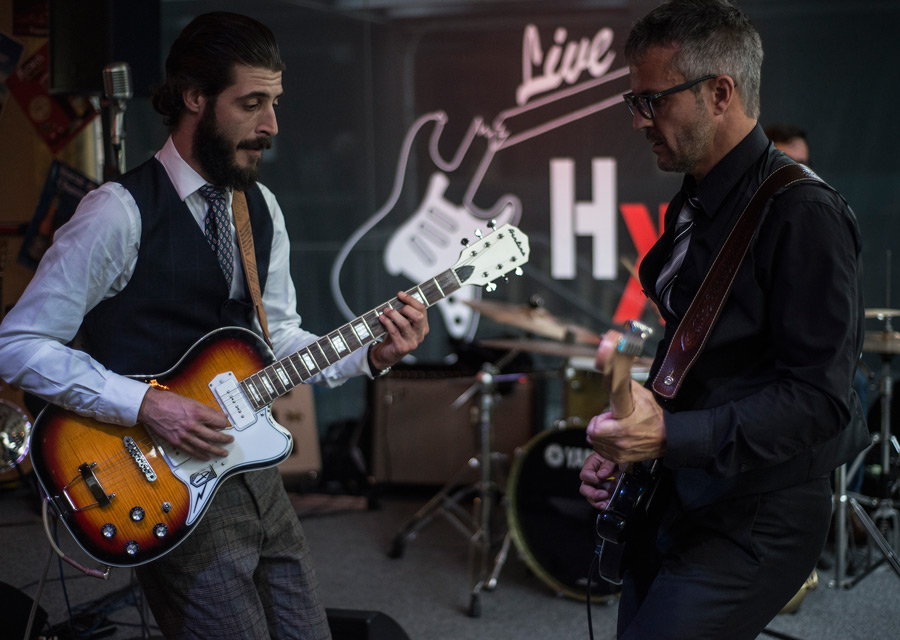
[651,163,818,399]
[232,190,273,349]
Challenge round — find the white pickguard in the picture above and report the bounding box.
[152,374,293,525]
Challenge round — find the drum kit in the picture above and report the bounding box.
[833,307,900,587]
[387,297,630,616]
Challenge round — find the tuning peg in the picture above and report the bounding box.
[485,282,497,292]
[474,229,483,239]
[514,267,523,276]
[488,220,497,230]
[460,237,470,247]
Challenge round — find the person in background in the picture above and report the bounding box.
[0,12,429,639]
[763,122,810,164]
[579,2,868,638]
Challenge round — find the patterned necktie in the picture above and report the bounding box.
[198,185,234,291]
[656,195,700,312]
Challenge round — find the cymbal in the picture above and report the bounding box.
[478,338,600,360]
[466,299,601,344]
[862,330,900,355]
[865,308,900,320]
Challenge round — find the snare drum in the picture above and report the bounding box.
[563,355,652,424]
[563,357,608,424]
[507,425,619,602]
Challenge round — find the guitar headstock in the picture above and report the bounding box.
[596,320,653,420]
[616,320,653,358]
[452,223,530,292]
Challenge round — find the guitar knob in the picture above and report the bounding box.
[161,502,172,513]
[124,540,140,556]
[153,523,169,539]
[130,506,145,522]
[101,523,117,539]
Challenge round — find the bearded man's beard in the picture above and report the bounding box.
[194,101,272,190]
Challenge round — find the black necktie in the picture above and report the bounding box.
[656,195,700,312]
[199,185,234,291]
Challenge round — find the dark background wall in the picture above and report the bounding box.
[5,0,899,431]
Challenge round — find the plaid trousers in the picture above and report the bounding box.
[135,467,332,639]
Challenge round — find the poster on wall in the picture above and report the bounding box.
[329,11,678,357]
[18,160,98,270]
[0,31,24,121]
[5,42,98,154]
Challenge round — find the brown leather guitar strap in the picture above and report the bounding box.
[651,163,818,399]
[232,190,273,349]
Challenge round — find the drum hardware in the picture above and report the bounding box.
[832,290,900,587]
[387,361,524,617]
[0,397,34,485]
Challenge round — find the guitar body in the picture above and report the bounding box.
[28,224,531,570]
[596,459,659,584]
[30,327,292,567]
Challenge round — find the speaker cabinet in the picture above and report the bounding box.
[327,608,411,640]
[271,384,322,490]
[371,373,534,485]
[0,581,48,640]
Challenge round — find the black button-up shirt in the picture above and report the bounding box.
[639,124,867,509]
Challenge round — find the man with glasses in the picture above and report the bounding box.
[579,1,867,638]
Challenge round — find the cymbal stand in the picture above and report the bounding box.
[387,363,519,616]
[835,308,900,587]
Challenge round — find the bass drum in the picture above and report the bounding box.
[507,425,619,602]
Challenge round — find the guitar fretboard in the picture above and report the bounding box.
[238,266,470,411]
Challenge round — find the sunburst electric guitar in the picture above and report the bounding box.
[31,224,530,568]
[593,320,655,585]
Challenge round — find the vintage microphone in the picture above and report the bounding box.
[102,61,133,179]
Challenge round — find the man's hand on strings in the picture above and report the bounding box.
[138,387,233,461]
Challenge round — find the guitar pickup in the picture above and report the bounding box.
[210,372,257,430]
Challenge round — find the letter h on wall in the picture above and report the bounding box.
[549,157,617,280]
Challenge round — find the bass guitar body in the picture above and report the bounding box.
[30,328,289,567]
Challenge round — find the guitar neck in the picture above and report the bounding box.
[238,266,468,411]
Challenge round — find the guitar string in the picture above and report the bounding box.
[85,232,500,491]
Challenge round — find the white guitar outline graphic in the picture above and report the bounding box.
[330,53,630,341]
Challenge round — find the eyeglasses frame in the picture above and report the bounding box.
[623,74,718,120]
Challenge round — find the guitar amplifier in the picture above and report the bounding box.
[371,371,535,485]
[271,384,321,490]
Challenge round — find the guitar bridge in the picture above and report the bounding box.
[55,463,116,515]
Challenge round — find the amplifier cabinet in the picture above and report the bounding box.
[371,374,534,485]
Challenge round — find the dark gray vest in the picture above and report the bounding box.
[80,158,273,374]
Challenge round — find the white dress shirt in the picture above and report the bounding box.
[0,137,371,426]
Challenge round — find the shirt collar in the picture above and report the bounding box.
[155,136,232,204]
[683,123,769,218]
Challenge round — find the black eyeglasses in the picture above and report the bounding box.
[623,74,717,120]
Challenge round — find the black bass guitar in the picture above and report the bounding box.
[593,320,656,585]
